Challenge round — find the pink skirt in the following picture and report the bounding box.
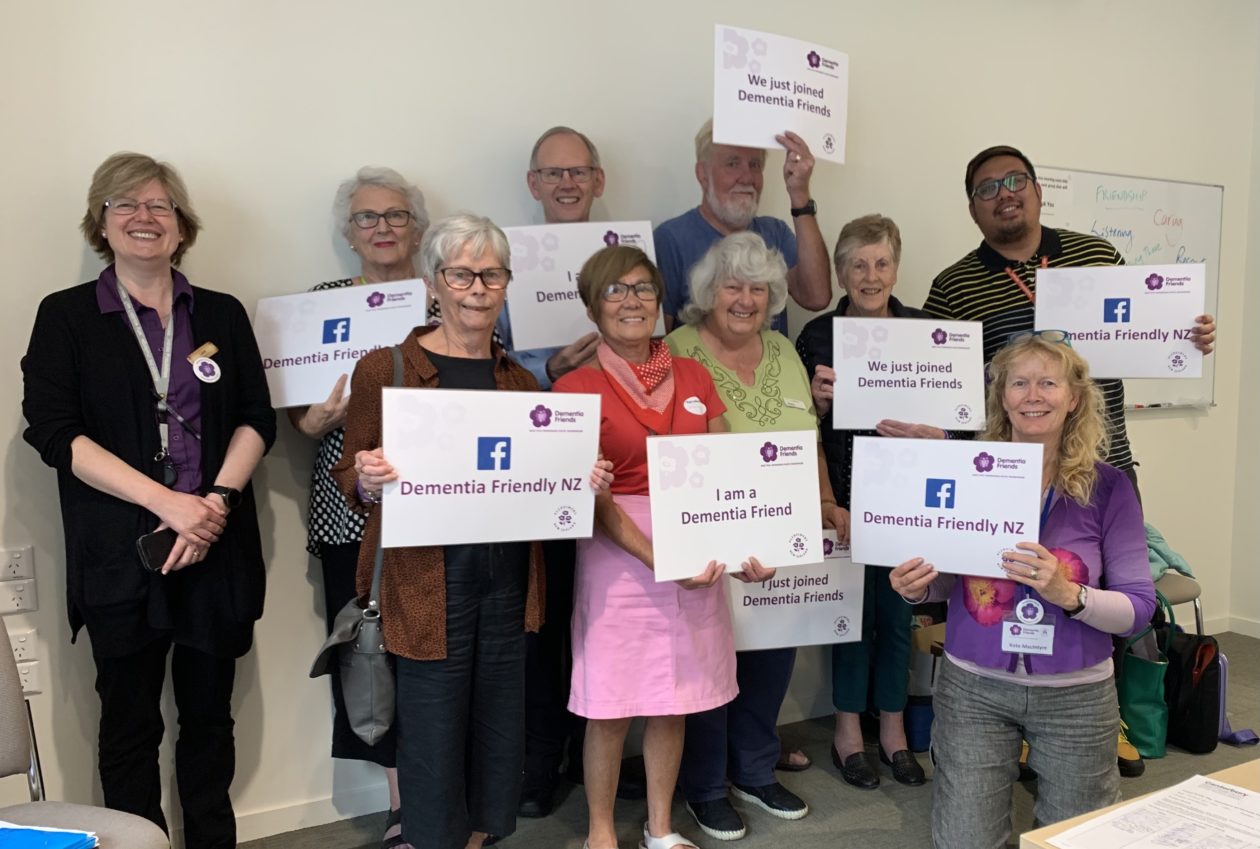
[569,494,738,719]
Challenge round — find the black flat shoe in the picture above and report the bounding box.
[831,745,879,790]
[518,768,559,818]
[878,746,926,786]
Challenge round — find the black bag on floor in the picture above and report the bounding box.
[1154,591,1221,754]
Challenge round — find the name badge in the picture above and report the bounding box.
[187,342,220,363]
[1001,612,1056,656]
[683,396,707,416]
[783,397,807,410]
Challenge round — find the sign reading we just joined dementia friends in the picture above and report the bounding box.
[379,388,601,548]
[850,437,1042,579]
[1035,263,1205,379]
[713,25,849,164]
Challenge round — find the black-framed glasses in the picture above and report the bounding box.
[970,172,1033,201]
[351,209,413,229]
[439,267,512,290]
[602,281,658,302]
[1006,328,1072,347]
[532,166,596,184]
[105,198,176,216]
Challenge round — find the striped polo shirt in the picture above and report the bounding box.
[924,226,1134,471]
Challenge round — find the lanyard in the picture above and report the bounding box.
[1004,255,1049,304]
[1024,485,1056,603]
[116,280,176,461]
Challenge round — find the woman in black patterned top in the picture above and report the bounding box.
[287,166,428,849]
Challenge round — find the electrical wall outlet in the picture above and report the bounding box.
[16,660,41,695]
[0,579,37,614]
[9,627,36,663]
[1,546,34,581]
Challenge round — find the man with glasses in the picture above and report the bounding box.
[654,118,831,333]
[924,144,1216,780]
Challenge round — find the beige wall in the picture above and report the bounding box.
[1,0,1257,841]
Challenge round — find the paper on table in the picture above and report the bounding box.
[1047,774,1260,849]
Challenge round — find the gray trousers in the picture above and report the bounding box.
[931,658,1121,849]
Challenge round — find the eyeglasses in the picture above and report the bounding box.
[439,267,512,290]
[532,166,597,184]
[1006,329,1072,347]
[351,209,413,229]
[970,172,1033,201]
[602,281,658,302]
[105,198,176,216]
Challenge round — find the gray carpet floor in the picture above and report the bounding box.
[242,632,1259,849]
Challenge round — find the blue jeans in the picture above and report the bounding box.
[930,658,1120,849]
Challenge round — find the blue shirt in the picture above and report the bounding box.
[653,206,799,334]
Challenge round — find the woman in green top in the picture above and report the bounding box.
[665,232,846,841]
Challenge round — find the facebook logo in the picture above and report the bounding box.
[925,478,956,509]
[1103,298,1131,324]
[322,317,351,343]
[476,437,512,471]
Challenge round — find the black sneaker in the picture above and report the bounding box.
[685,797,747,840]
[730,782,809,820]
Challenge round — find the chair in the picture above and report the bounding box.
[1154,570,1205,635]
[0,625,169,848]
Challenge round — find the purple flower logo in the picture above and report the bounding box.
[823,538,834,556]
[366,291,385,308]
[760,441,779,463]
[1020,602,1039,620]
[603,230,619,247]
[931,328,947,346]
[1145,273,1164,291]
[806,50,821,68]
[198,360,217,378]
[1009,624,1023,636]
[529,404,552,427]
[973,452,995,473]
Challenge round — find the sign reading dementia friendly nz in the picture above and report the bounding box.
[504,222,664,351]
[850,437,1042,579]
[728,530,863,651]
[646,431,823,582]
[832,317,986,430]
[379,388,601,547]
[253,280,425,408]
[1035,263,1205,379]
[713,25,849,164]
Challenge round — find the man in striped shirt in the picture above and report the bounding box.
[924,145,1216,483]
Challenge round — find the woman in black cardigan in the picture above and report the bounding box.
[21,152,275,849]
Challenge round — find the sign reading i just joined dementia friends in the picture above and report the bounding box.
[713,25,849,164]
[379,388,601,548]
[832,317,986,431]
[504,222,665,351]
[253,279,425,408]
[850,437,1042,579]
[728,530,864,651]
[1035,263,1205,379]
[646,431,823,582]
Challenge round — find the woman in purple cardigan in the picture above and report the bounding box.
[890,333,1154,849]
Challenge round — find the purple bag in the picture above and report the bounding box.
[1218,653,1258,746]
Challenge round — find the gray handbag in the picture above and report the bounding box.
[309,346,402,746]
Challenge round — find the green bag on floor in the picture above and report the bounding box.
[1116,595,1170,759]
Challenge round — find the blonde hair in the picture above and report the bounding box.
[982,336,1108,506]
[81,152,200,265]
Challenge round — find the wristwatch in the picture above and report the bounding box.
[790,199,817,218]
[1064,583,1088,618]
[209,485,242,511]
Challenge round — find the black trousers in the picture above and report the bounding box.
[92,635,237,849]
[523,538,579,776]
[396,543,529,849]
[320,541,397,766]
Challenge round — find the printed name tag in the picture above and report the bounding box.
[1001,613,1056,656]
[784,397,807,410]
[683,396,707,416]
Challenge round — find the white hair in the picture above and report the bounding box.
[679,232,788,328]
[333,166,430,243]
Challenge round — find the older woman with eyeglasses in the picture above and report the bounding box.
[285,166,428,849]
[888,332,1154,849]
[21,152,275,848]
[332,213,611,849]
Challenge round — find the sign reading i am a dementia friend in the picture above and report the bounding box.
[728,530,864,651]
[713,25,849,164]
[850,437,1042,579]
[1035,263,1205,379]
[504,222,664,351]
[253,280,425,408]
[646,431,822,582]
[379,388,600,547]
[832,317,986,430]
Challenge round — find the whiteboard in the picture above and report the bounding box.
[1038,167,1222,408]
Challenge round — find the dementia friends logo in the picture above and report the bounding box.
[529,405,552,427]
[973,452,995,473]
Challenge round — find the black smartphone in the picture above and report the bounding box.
[136,528,178,573]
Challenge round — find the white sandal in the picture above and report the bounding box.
[639,823,699,849]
